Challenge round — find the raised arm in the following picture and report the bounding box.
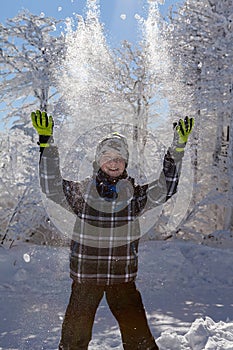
[31,110,70,208]
[146,116,195,207]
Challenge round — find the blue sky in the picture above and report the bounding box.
[1,0,181,45]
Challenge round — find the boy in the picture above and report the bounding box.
[31,111,194,350]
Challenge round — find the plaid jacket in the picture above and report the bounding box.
[39,145,183,285]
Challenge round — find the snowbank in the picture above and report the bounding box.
[157,317,233,350]
[0,240,233,349]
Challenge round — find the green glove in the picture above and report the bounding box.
[173,116,194,152]
[31,110,54,147]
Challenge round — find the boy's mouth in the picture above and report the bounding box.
[108,168,119,172]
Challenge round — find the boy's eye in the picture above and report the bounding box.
[101,156,124,163]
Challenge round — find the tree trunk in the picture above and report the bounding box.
[224,112,233,230]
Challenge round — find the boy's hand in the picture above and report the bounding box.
[173,116,194,152]
[31,110,53,136]
[31,110,54,147]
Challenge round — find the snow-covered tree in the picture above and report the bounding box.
[167,0,233,236]
[0,129,63,246]
[0,11,65,245]
[0,10,65,128]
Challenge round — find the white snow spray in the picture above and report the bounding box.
[23,253,31,263]
[56,0,115,136]
[45,0,194,246]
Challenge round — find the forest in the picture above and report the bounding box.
[0,0,232,246]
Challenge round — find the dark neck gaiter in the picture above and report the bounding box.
[95,168,128,201]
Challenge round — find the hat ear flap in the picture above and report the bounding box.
[93,161,100,172]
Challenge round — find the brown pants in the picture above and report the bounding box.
[59,281,159,350]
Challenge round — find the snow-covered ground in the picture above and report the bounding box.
[0,239,233,350]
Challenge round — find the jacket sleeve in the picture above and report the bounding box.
[39,146,71,210]
[146,148,184,208]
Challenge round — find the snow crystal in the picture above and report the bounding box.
[134,14,141,21]
[147,0,165,4]
[120,14,127,20]
[168,24,175,31]
[23,253,30,263]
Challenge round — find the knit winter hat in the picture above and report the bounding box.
[95,132,129,166]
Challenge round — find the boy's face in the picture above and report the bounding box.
[99,151,126,178]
